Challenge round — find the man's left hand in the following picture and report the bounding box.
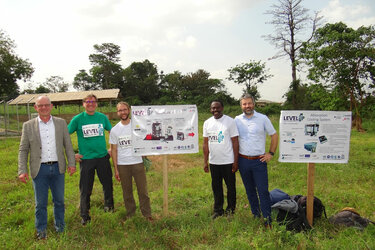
[115,169,121,182]
[67,166,76,176]
[260,153,273,163]
[232,162,238,173]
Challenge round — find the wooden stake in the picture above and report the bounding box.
[163,155,168,216]
[306,162,315,226]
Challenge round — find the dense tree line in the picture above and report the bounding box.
[71,43,238,107]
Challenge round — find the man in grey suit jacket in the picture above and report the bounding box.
[18,96,76,240]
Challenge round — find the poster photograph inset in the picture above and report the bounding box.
[279,110,352,163]
[131,105,199,156]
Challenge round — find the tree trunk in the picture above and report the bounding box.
[349,90,365,132]
[352,114,364,132]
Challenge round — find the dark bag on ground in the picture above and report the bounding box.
[296,195,327,221]
[329,207,375,230]
[272,197,311,232]
[275,204,312,232]
[273,195,327,232]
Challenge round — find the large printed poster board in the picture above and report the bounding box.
[131,105,199,156]
[279,111,352,163]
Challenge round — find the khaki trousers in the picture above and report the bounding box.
[117,163,151,217]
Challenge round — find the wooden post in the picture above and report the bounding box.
[27,103,30,120]
[3,101,6,136]
[306,163,315,226]
[163,155,168,216]
[16,103,20,132]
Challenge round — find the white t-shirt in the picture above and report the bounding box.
[203,115,239,165]
[109,121,143,165]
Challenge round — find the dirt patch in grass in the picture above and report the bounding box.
[148,155,200,171]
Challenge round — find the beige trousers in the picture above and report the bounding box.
[117,163,151,217]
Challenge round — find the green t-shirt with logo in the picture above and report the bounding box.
[68,112,112,159]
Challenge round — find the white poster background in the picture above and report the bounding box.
[131,105,199,156]
[279,111,352,163]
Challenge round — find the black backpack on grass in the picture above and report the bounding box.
[275,195,327,232]
[296,195,327,221]
[276,205,312,232]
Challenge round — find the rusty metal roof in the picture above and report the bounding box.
[8,89,120,105]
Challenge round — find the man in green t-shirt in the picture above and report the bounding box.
[68,94,114,225]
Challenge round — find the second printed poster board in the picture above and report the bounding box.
[131,105,199,215]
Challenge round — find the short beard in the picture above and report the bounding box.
[121,115,129,121]
[243,110,254,116]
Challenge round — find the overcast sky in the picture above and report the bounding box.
[1,0,374,102]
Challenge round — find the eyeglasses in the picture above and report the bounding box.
[36,104,51,108]
[84,100,97,104]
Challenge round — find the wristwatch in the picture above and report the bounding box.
[269,151,275,156]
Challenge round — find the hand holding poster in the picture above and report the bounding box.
[279,111,352,163]
[131,105,199,156]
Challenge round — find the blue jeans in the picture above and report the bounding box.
[32,163,65,233]
[238,157,271,224]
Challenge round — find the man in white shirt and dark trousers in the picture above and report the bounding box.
[235,94,278,229]
[203,100,239,219]
[109,102,153,221]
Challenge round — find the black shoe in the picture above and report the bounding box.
[212,212,223,220]
[225,209,235,216]
[104,206,114,213]
[81,217,91,226]
[36,231,47,240]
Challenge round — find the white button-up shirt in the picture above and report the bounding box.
[38,116,58,163]
[235,111,276,156]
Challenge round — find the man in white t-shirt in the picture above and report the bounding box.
[203,100,239,219]
[109,102,152,221]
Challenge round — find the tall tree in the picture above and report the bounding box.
[122,59,160,104]
[0,30,34,100]
[227,60,272,100]
[182,69,223,101]
[158,71,184,103]
[264,0,320,107]
[89,43,124,89]
[181,69,235,106]
[73,69,99,91]
[301,22,375,131]
[35,84,51,94]
[43,75,69,93]
[158,69,235,106]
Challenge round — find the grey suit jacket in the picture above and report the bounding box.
[18,116,76,179]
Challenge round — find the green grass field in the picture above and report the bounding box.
[0,113,374,249]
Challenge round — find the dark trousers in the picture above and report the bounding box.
[79,154,114,219]
[210,164,236,215]
[238,157,271,223]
